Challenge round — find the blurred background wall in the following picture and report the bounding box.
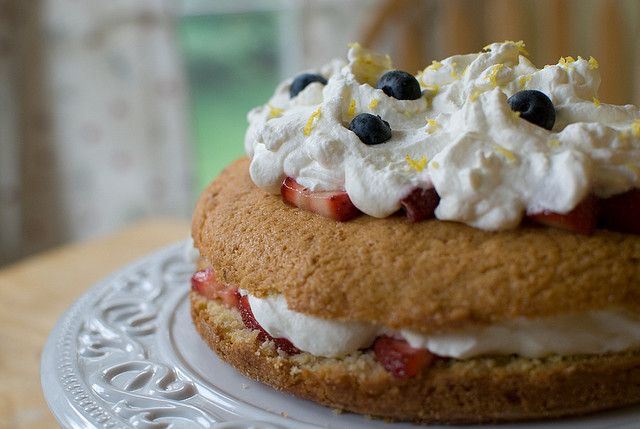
[1,0,192,265]
[2,0,639,265]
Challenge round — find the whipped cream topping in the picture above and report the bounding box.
[245,41,640,230]
[248,292,640,359]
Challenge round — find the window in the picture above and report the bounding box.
[176,0,302,193]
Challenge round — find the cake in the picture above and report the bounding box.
[190,41,640,424]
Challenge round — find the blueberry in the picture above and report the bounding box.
[289,73,327,98]
[349,113,392,145]
[507,90,556,130]
[375,70,422,100]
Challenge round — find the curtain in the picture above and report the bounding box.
[300,0,640,107]
[355,0,640,107]
[0,0,192,265]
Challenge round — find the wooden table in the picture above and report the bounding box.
[0,217,190,429]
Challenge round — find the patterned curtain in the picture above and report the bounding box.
[0,0,192,265]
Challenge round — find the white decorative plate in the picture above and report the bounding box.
[42,242,640,428]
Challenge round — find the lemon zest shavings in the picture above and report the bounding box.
[423,84,439,91]
[516,41,529,56]
[431,161,439,169]
[493,144,516,162]
[622,120,640,141]
[547,139,561,148]
[470,89,485,102]
[304,107,321,136]
[424,84,439,107]
[511,40,529,56]
[621,129,629,142]
[425,117,439,133]
[588,56,599,69]
[368,98,379,110]
[593,97,601,107]
[450,62,459,79]
[268,104,285,117]
[347,42,392,85]
[426,60,443,72]
[518,74,532,90]
[632,119,640,137]
[483,40,529,56]
[511,110,522,120]
[485,64,504,88]
[406,154,428,172]
[559,56,575,69]
[347,99,356,116]
[625,162,640,178]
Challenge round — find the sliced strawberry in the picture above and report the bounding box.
[238,295,300,355]
[218,288,241,309]
[238,295,268,341]
[191,267,240,308]
[400,187,440,222]
[373,336,435,378]
[526,194,598,235]
[281,177,361,221]
[598,189,640,234]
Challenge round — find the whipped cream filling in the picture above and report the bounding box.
[248,292,640,359]
[248,294,379,358]
[245,41,640,231]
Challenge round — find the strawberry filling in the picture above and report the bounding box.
[373,335,437,378]
[238,295,300,355]
[399,187,440,222]
[282,176,640,235]
[525,194,599,235]
[280,177,361,222]
[191,268,299,355]
[191,267,240,308]
[192,267,442,376]
[598,189,640,234]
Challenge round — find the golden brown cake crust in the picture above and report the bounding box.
[191,292,640,424]
[191,157,640,333]
[192,157,640,333]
